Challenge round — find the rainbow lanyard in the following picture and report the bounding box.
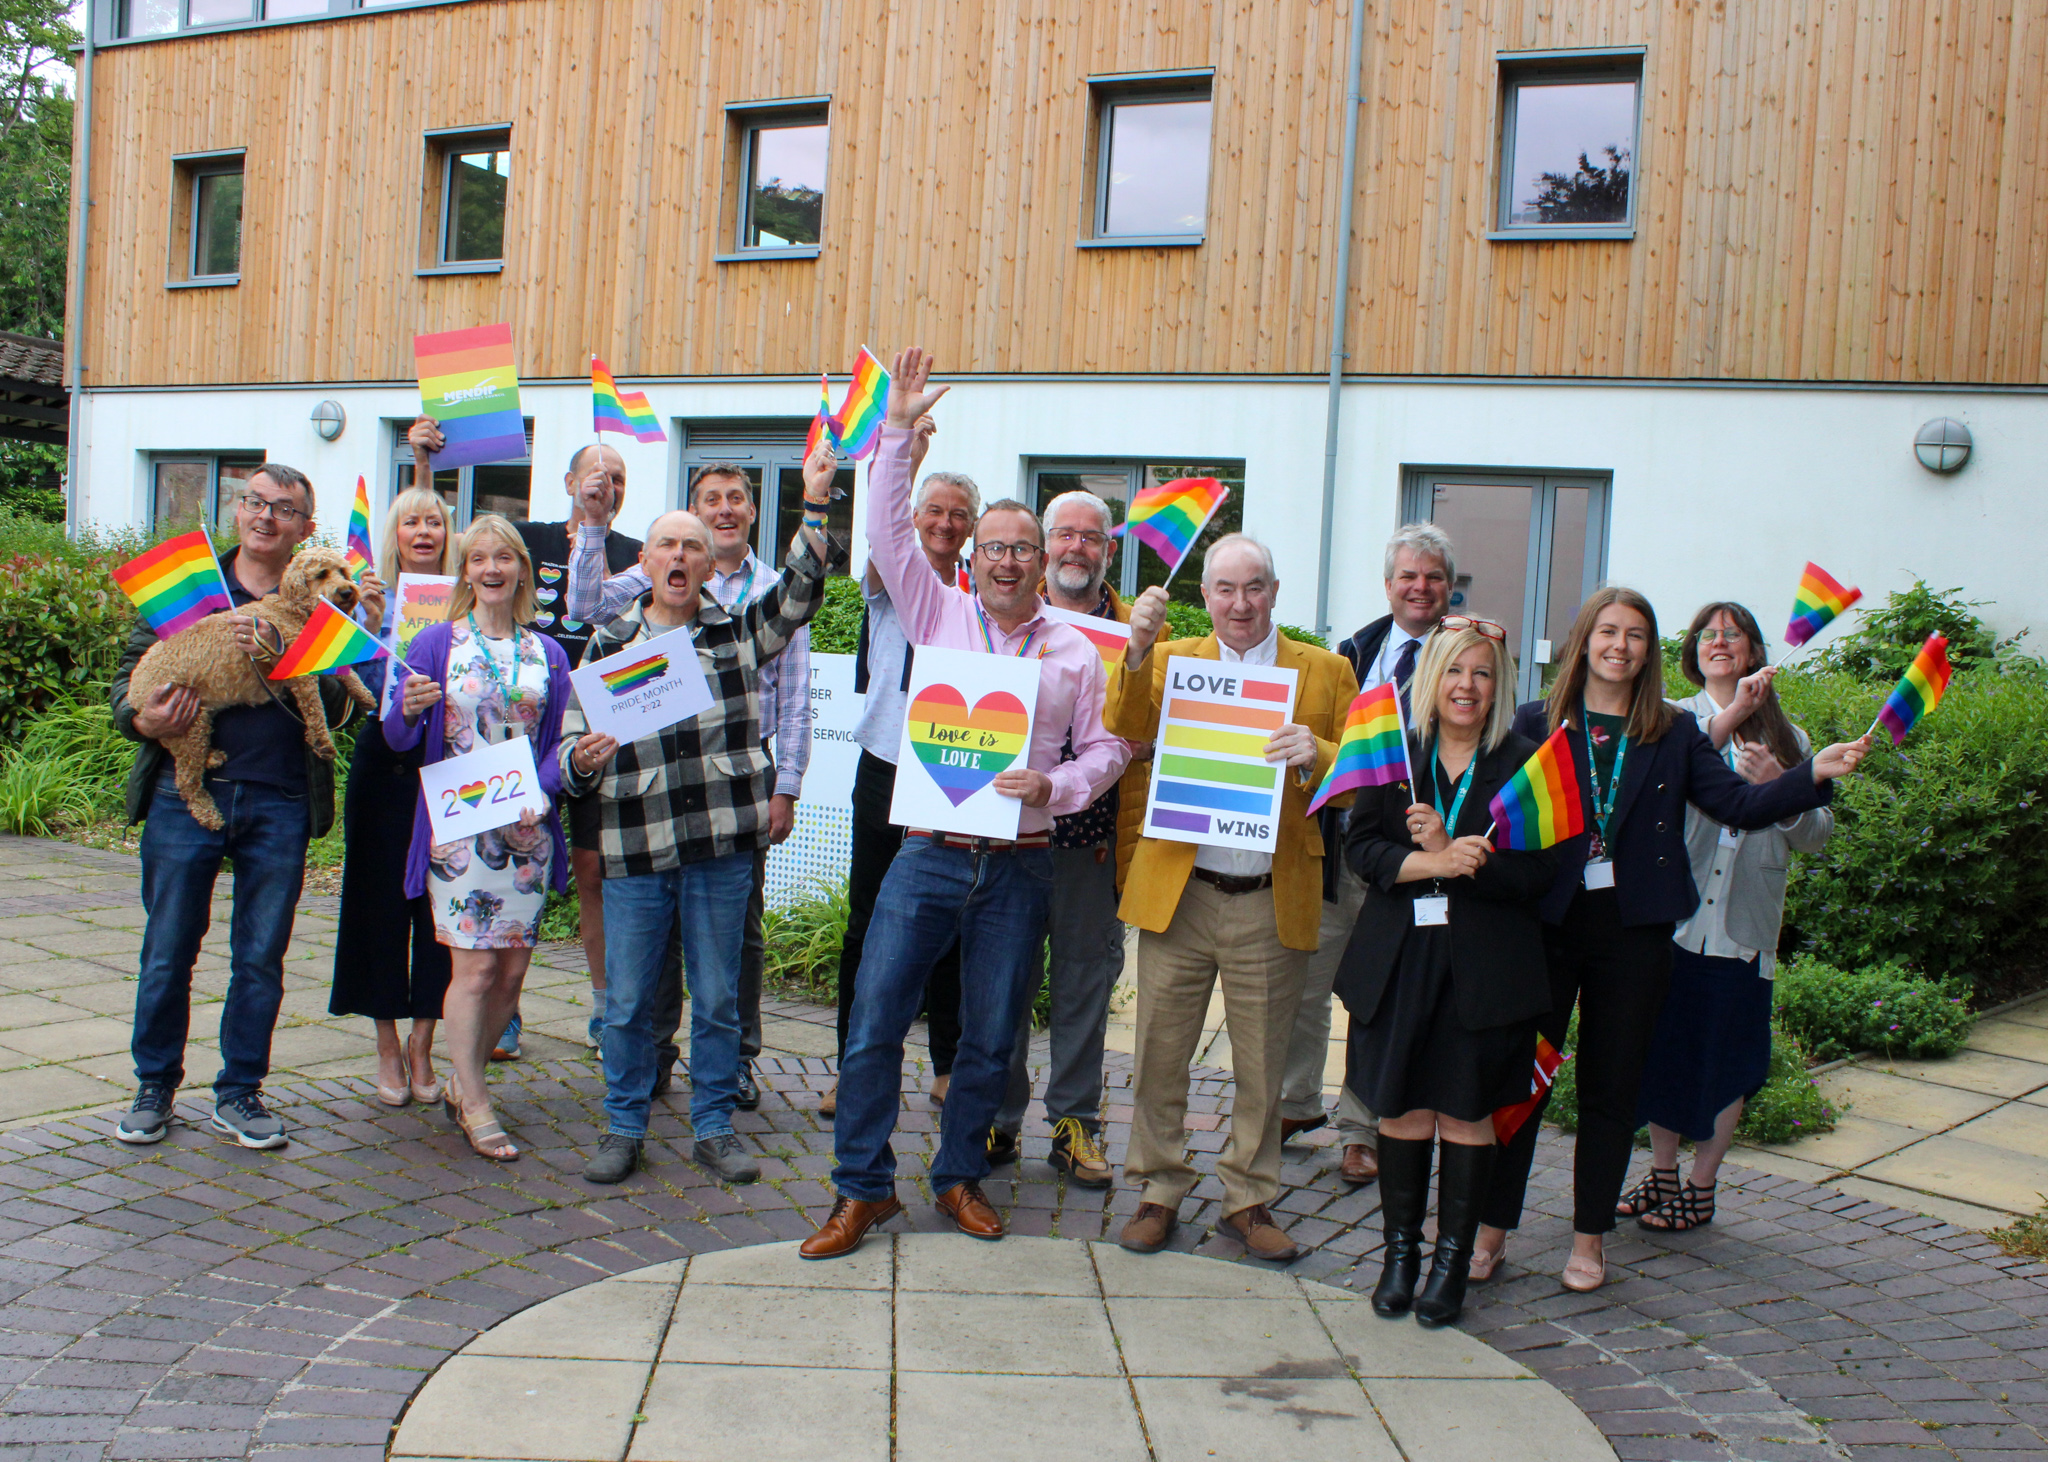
[977,606,1046,659]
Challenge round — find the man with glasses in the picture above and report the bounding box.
[801,349,1130,1258]
[109,466,364,1149]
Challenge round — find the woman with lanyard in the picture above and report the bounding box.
[1622,601,1833,1232]
[1336,617,1557,1327]
[387,515,611,1161]
[1476,586,1870,1291]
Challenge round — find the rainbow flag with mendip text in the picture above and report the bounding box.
[1784,561,1862,647]
[1876,634,1953,745]
[1487,725,1588,849]
[269,599,389,680]
[415,323,526,469]
[1114,477,1230,576]
[1306,680,1410,815]
[591,356,667,444]
[112,530,233,639]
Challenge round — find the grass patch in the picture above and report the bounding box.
[1989,1203,2048,1261]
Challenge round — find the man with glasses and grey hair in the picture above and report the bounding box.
[1278,522,1457,1188]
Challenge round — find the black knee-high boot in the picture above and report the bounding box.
[1372,1135,1434,1317]
[1414,1139,1497,1327]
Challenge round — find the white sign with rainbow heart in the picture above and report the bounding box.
[418,734,544,843]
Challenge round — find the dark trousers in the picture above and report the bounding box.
[1481,890,1675,1235]
[836,750,960,1071]
[330,721,450,1021]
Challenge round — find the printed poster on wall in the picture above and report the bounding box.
[418,734,544,843]
[566,624,716,743]
[1142,655,1300,854]
[888,645,1042,841]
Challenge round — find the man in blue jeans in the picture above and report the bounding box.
[559,496,839,1186]
[109,465,365,1149]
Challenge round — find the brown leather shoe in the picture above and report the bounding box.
[1222,1204,1306,1263]
[818,1082,837,1119]
[1280,1113,1328,1142]
[799,1194,903,1259]
[935,1181,1003,1240]
[1340,1143,1379,1186]
[1119,1202,1180,1254]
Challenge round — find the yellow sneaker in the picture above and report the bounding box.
[1049,1116,1113,1189]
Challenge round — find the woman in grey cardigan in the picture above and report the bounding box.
[1623,601,1834,1231]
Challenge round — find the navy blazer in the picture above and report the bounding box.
[1510,699,1834,929]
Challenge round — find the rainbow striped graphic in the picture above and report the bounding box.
[1039,604,1131,669]
[1306,681,1410,815]
[805,373,832,459]
[1147,675,1287,836]
[599,653,669,696]
[1876,634,1953,745]
[345,477,374,580]
[269,598,388,680]
[827,347,891,459]
[415,323,526,468]
[1784,561,1862,647]
[1487,726,1589,850]
[907,684,1030,806]
[1492,1035,1567,1143]
[111,530,233,639]
[1113,477,1230,575]
[591,356,667,444]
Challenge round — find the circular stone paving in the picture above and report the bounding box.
[388,1234,1615,1462]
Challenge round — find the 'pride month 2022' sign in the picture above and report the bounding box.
[566,624,716,743]
[888,645,1042,840]
[1141,656,1301,854]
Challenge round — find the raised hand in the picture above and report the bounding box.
[1812,735,1872,783]
[801,440,839,504]
[886,347,951,428]
[1125,585,1171,664]
[909,413,938,473]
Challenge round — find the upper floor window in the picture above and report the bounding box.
[192,163,243,278]
[119,1,459,38]
[444,141,510,263]
[1084,72,1213,247]
[727,103,829,257]
[1494,54,1642,239]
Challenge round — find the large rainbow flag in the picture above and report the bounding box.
[591,356,667,444]
[1306,680,1410,815]
[269,598,389,680]
[827,347,890,459]
[415,323,526,468]
[111,530,232,639]
[345,476,374,580]
[1784,561,1862,647]
[1875,634,1953,745]
[1114,477,1230,576]
[1487,725,1588,850]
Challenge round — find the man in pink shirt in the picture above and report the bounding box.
[802,348,1131,1259]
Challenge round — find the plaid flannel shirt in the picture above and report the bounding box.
[558,534,835,877]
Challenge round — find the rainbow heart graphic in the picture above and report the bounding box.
[457,781,489,808]
[907,685,1030,807]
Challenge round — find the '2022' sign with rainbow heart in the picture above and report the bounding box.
[907,685,1030,806]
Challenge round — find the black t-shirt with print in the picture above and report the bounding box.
[513,520,644,670]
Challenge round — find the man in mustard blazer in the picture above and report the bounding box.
[1106,534,1359,1262]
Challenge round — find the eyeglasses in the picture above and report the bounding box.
[239,492,307,523]
[1697,628,1749,645]
[1438,615,1507,642]
[1048,528,1111,550]
[975,541,1044,563]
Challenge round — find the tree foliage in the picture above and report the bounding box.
[0,0,78,341]
[1524,145,1631,225]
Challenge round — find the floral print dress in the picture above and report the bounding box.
[428,622,555,949]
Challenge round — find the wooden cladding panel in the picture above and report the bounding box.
[78,0,2048,387]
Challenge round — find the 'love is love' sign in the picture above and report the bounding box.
[889,645,1041,839]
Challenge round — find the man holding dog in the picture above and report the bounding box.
[110,465,364,1149]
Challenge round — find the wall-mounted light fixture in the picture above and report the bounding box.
[311,400,346,442]
[1913,417,1971,474]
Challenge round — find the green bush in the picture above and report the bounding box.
[811,576,863,655]
[1814,580,2019,683]
[0,747,90,836]
[16,687,134,815]
[0,549,135,742]
[762,877,850,1001]
[1774,954,1975,1062]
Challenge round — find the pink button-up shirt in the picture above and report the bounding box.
[867,423,1130,834]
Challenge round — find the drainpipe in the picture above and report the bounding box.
[64,3,96,536]
[1313,0,1367,637]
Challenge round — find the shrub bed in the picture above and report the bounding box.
[1773,954,1976,1063]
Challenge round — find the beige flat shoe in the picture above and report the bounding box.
[1468,1238,1507,1282]
[928,1073,950,1106]
[1561,1253,1606,1292]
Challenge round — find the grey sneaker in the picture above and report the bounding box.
[209,1092,288,1149]
[114,1083,175,1144]
[585,1134,642,1185]
[692,1133,760,1184]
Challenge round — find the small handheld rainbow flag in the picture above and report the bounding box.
[828,347,890,459]
[591,356,667,444]
[1785,562,1862,647]
[1492,1035,1567,1144]
[1873,634,1952,746]
[1306,680,1411,815]
[1487,726,1589,850]
[344,476,374,580]
[112,530,233,639]
[1113,477,1230,579]
[268,598,389,680]
[804,373,832,459]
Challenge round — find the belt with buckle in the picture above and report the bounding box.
[907,829,1052,854]
[1191,867,1274,895]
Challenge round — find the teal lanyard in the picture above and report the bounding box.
[1580,708,1630,844]
[1430,747,1479,835]
[466,614,526,741]
[713,560,759,613]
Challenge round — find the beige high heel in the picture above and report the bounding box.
[407,1027,442,1106]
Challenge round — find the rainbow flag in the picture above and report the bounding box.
[415,323,526,468]
[269,598,388,680]
[111,530,232,639]
[1785,562,1862,647]
[1306,680,1410,815]
[1114,477,1230,575]
[344,476,374,580]
[1488,726,1588,850]
[828,347,890,459]
[1876,634,1953,745]
[805,373,832,459]
[1492,1036,1567,1143]
[591,356,667,444]
[599,652,668,696]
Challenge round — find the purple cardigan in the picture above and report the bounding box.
[382,620,574,902]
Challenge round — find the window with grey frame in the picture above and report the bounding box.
[189,160,243,278]
[440,135,511,265]
[1088,76,1213,243]
[1494,56,1642,239]
[1026,458,1244,608]
[392,418,534,529]
[120,0,413,35]
[675,420,854,574]
[733,108,829,255]
[148,454,265,532]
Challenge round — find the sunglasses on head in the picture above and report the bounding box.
[1438,615,1507,642]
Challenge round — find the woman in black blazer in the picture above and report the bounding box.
[1474,587,1871,1293]
[1337,619,1557,1327]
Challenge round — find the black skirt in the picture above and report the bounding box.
[329,715,451,1021]
[1345,923,1537,1124]
[1635,945,1772,1139]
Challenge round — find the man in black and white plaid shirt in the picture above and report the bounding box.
[560,501,842,1186]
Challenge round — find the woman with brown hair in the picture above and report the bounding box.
[1472,587,1870,1291]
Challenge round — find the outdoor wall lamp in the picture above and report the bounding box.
[1913,417,1971,474]
[311,400,347,442]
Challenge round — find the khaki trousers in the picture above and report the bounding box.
[1127,877,1311,1215]
[1278,858,1379,1149]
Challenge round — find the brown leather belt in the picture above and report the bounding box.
[1191,867,1274,895]
[907,829,1052,853]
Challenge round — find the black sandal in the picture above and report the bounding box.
[1640,1181,1716,1232]
[1615,1167,1679,1219]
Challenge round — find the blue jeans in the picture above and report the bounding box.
[601,851,754,1140]
[135,773,310,1102]
[833,839,1052,1202]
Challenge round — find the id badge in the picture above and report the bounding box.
[1718,825,1742,849]
[1414,896,1450,926]
[1583,859,1616,890]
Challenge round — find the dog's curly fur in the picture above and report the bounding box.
[128,546,378,830]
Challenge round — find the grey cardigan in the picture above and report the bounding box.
[1671,691,1834,964]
